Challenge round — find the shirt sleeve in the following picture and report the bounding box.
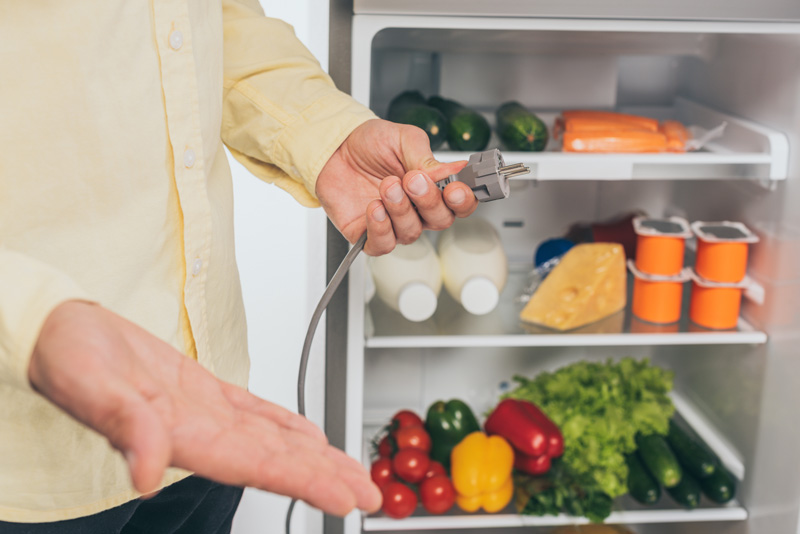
[220,0,377,207]
[0,248,91,390]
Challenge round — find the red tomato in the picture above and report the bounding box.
[394,425,432,453]
[377,435,393,458]
[390,410,424,435]
[424,460,447,479]
[381,482,418,519]
[370,458,395,489]
[419,475,456,515]
[392,448,430,484]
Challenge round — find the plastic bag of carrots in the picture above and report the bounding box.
[555,110,691,153]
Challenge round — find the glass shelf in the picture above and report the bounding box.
[365,266,767,349]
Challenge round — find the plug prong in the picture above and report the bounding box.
[499,163,525,173]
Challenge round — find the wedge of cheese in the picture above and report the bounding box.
[520,243,626,331]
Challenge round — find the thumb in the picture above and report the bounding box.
[93,387,172,494]
[398,126,468,182]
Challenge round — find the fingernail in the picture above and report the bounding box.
[447,188,466,205]
[408,174,429,196]
[124,450,138,473]
[386,184,404,204]
[372,206,387,222]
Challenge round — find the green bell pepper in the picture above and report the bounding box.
[425,399,481,469]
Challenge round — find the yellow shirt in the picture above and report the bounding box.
[0,0,375,523]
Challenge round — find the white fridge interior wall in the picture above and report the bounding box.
[231,0,329,533]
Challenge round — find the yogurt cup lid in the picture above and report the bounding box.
[398,282,438,322]
[633,216,692,239]
[627,260,691,282]
[688,268,750,288]
[691,221,759,243]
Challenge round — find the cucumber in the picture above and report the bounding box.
[666,419,720,479]
[666,471,702,509]
[427,96,491,151]
[386,90,426,117]
[387,95,447,151]
[495,101,548,152]
[699,465,737,504]
[636,433,683,488]
[626,453,660,505]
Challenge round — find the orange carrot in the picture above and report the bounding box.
[659,120,690,152]
[563,116,652,133]
[561,110,659,132]
[562,130,668,153]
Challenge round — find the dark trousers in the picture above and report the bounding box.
[0,476,244,534]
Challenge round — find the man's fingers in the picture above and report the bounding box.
[175,424,369,517]
[401,170,454,232]
[443,181,479,218]
[220,381,327,443]
[88,384,171,494]
[379,175,422,245]
[363,198,397,256]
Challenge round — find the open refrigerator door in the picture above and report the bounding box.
[324,5,800,534]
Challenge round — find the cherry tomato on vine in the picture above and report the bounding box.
[424,460,447,479]
[392,448,430,484]
[381,482,418,519]
[419,475,456,514]
[377,435,393,458]
[390,410,424,436]
[394,425,432,453]
[370,458,395,489]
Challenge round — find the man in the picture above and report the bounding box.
[0,0,477,532]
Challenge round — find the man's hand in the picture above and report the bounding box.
[29,301,381,517]
[316,119,479,256]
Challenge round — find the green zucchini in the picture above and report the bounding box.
[700,465,737,504]
[387,93,447,151]
[636,433,683,488]
[427,96,491,151]
[666,419,719,479]
[495,101,548,152]
[386,90,426,117]
[666,470,702,509]
[626,453,660,505]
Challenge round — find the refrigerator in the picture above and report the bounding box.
[323,1,800,533]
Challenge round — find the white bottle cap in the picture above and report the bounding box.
[460,277,500,316]
[398,282,438,322]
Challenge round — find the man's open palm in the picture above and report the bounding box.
[29,301,381,517]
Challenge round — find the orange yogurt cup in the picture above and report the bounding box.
[633,216,692,276]
[629,260,690,324]
[692,221,758,283]
[688,269,748,330]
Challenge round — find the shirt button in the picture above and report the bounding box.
[169,30,184,50]
[183,149,196,168]
[192,258,202,276]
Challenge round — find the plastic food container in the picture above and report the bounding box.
[689,269,747,330]
[633,216,692,276]
[692,221,759,283]
[629,261,690,324]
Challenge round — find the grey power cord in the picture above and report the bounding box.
[285,149,528,534]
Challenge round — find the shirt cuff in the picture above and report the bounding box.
[272,92,378,202]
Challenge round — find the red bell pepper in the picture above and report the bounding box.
[484,398,564,472]
[514,451,551,475]
[517,400,564,458]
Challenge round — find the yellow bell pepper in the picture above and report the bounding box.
[450,431,515,513]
